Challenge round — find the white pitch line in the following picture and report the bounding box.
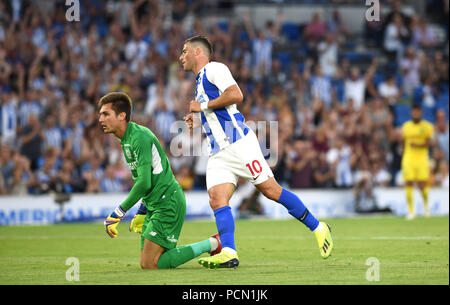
[0,235,447,241]
[187,235,448,241]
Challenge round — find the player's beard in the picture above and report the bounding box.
[101,124,113,134]
[182,59,193,72]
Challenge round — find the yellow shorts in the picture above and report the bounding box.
[401,159,430,182]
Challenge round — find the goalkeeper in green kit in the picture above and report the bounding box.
[99,92,220,269]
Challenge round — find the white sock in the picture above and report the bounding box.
[222,247,236,255]
[313,222,324,233]
[209,237,219,252]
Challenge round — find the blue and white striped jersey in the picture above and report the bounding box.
[18,100,41,127]
[43,126,63,151]
[195,62,249,155]
[0,102,17,145]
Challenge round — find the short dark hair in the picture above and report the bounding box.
[411,103,422,111]
[98,92,132,122]
[184,35,213,58]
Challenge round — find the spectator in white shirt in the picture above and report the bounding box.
[371,160,392,187]
[344,68,366,111]
[318,33,339,78]
[344,59,377,111]
[400,47,424,96]
[310,65,332,109]
[383,13,409,63]
[326,136,353,188]
[413,17,438,49]
[243,12,282,80]
[378,74,400,106]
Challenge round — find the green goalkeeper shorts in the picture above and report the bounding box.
[141,184,186,251]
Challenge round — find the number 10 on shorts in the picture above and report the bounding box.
[246,160,262,180]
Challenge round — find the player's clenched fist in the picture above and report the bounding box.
[183,113,194,129]
[104,206,126,238]
[129,203,147,234]
[183,112,201,129]
[189,100,202,112]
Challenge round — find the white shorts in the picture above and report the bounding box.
[206,129,274,190]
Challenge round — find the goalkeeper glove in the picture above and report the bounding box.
[104,206,126,238]
[129,203,147,234]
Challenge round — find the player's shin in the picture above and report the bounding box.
[157,239,214,269]
[214,206,236,253]
[157,246,195,269]
[277,188,319,231]
[405,185,414,216]
[420,186,430,216]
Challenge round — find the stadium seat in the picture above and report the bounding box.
[298,62,305,73]
[344,41,356,51]
[437,93,449,109]
[394,104,411,126]
[413,87,424,104]
[385,61,398,74]
[238,30,250,42]
[422,106,436,123]
[217,21,229,33]
[395,73,403,88]
[275,52,292,72]
[439,82,449,95]
[436,93,449,121]
[281,23,301,42]
[373,72,385,87]
[341,52,375,62]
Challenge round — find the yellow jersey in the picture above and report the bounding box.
[401,120,434,162]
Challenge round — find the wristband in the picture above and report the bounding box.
[111,205,126,219]
[200,101,209,111]
[137,203,147,215]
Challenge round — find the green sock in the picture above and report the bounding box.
[157,239,211,269]
[190,239,212,256]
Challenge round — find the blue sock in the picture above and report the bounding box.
[214,206,236,251]
[277,188,319,231]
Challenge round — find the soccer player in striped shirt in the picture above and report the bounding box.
[180,35,333,269]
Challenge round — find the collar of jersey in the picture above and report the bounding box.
[120,122,134,144]
[196,63,209,81]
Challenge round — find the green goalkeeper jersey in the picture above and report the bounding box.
[118,121,178,212]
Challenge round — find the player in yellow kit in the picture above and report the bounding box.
[401,104,434,219]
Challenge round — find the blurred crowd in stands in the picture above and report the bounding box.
[0,0,448,197]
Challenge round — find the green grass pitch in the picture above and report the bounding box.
[0,216,448,285]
